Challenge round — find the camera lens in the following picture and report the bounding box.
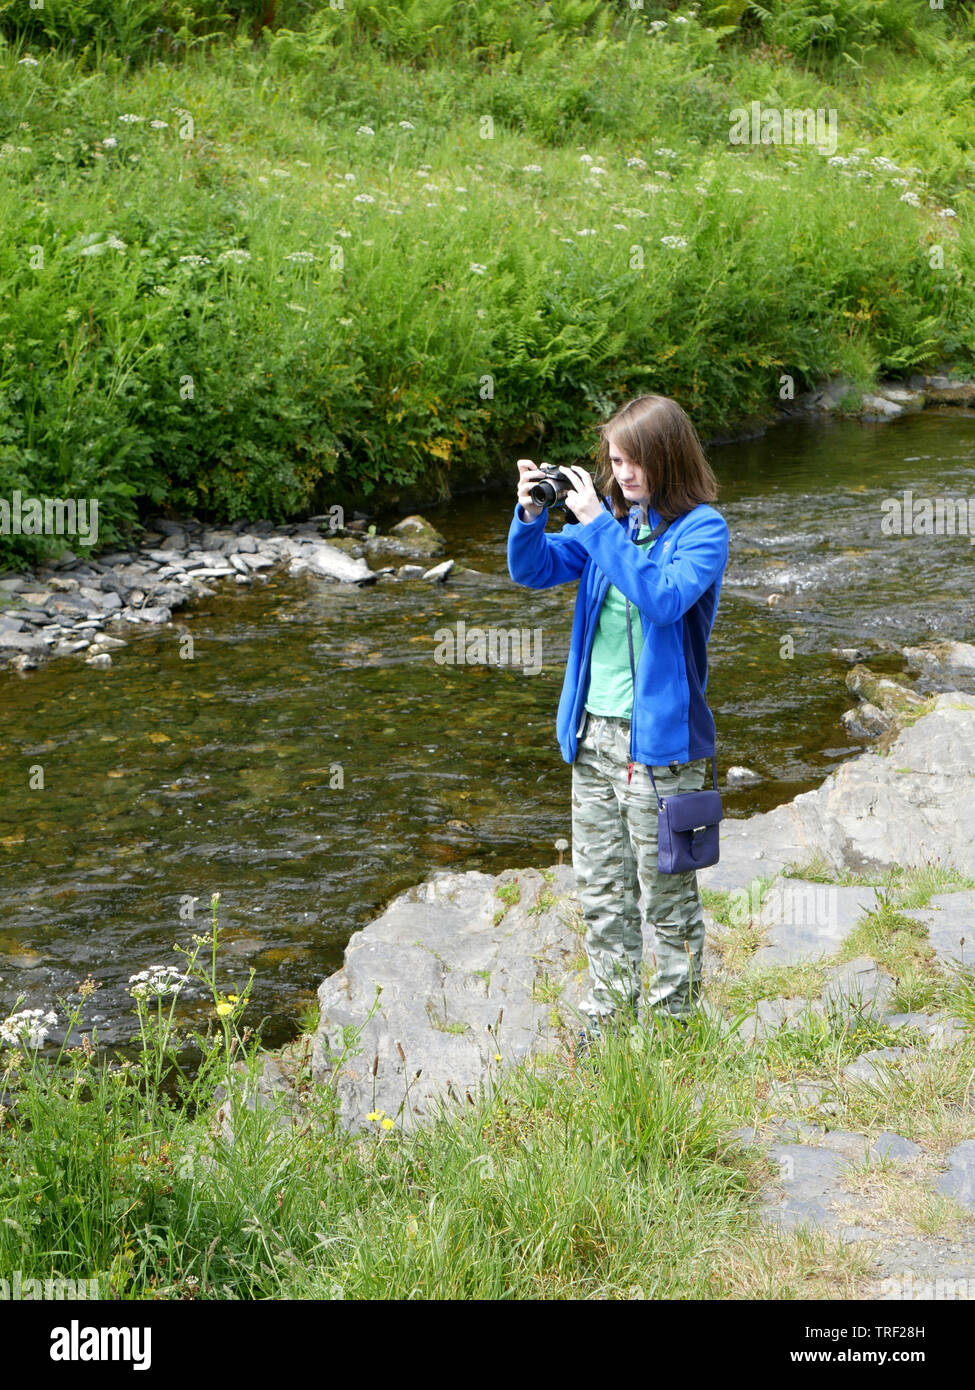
[529,480,558,507]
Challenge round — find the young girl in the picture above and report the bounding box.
[507,394,729,1037]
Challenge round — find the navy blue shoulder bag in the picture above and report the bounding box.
[624,516,723,874]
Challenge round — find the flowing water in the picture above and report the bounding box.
[2,411,973,1053]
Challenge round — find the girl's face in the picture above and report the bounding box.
[607,434,650,507]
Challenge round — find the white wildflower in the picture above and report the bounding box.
[335,228,352,238]
[217,248,251,263]
[626,157,647,169]
[128,966,186,1001]
[673,14,689,21]
[660,235,688,248]
[0,1008,57,1048]
[576,228,598,237]
[938,207,957,218]
[469,262,487,274]
[101,136,118,148]
[356,125,375,136]
[271,168,291,178]
[353,193,374,203]
[18,56,39,66]
[118,113,144,123]
[522,164,543,173]
[579,154,593,164]
[285,250,316,262]
[149,120,169,129]
[899,191,921,207]
[889,177,909,186]
[286,302,308,312]
[654,148,678,159]
[179,254,211,266]
[398,120,415,130]
[338,317,354,326]
[589,166,607,176]
[648,19,667,31]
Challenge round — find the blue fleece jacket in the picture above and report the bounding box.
[507,495,729,767]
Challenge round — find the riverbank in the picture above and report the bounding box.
[2,4,973,567]
[3,366,973,677]
[3,691,974,1299]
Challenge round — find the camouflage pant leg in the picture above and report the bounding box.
[620,756,708,1020]
[571,715,644,1026]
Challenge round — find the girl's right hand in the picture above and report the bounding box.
[516,458,548,521]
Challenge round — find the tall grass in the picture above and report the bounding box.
[0,0,972,565]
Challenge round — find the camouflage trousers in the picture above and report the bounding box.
[571,712,708,1026]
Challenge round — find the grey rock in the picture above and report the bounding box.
[312,864,587,1133]
[138,606,172,625]
[726,765,762,786]
[766,1143,852,1196]
[934,1140,975,1212]
[302,543,376,586]
[422,560,455,583]
[752,879,877,966]
[0,631,53,653]
[870,1131,922,1162]
[912,893,975,968]
[883,1011,935,1032]
[822,956,897,1020]
[842,702,891,738]
[926,1016,969,1048]
[842,1046,914,1085]
[815,1129,870,1158]
[386,515,447,557]
[85,652,112,669]
[861,393,905,420]
[766,1118,826,1142]
[397,565,426,579]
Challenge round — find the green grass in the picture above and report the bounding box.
[0,0,973,565]
[5,885,972,1299]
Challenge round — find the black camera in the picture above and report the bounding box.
[529,463,578,508]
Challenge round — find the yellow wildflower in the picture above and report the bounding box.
[381,1118,394,1131]
[215,1001,233,1017]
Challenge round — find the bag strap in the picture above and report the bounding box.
[623,517,719,802]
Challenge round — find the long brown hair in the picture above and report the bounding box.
[593,394,718,521]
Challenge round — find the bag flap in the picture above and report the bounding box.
[660,789,724,833]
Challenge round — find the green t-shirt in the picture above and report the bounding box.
[584,523,653,719]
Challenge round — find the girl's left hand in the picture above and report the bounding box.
[561,465,602,525]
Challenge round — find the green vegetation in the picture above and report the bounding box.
[0,0,972,565]
[4,878,974,1297]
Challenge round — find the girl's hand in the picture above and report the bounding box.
[561,465,602,525]
[515,458,548,521]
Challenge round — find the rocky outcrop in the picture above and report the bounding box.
[307,692,975,1136]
